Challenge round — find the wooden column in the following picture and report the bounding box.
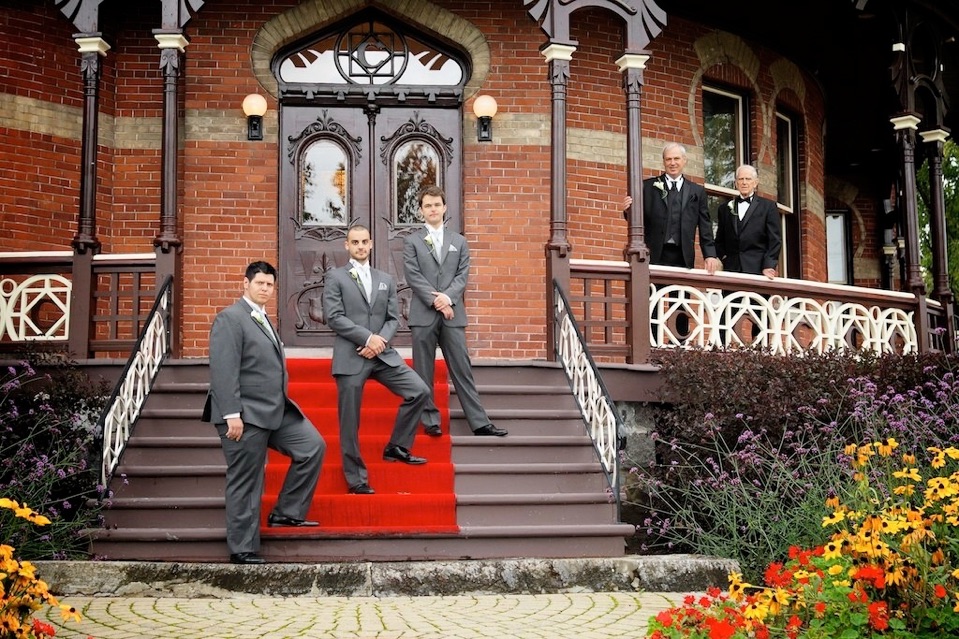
[543,43,575,362]
[920,127,955,352]
[153,32,188,357]
[618,52,650,365]
[69,36,109,358]
[891,113,930,351]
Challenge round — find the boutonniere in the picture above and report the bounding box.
[349,267,359,282]
[727,200,735,212]
[424,235,434,249]
[250,310,265,326]
[653,180,667,201]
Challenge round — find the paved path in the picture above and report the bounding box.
[42,591,686,639]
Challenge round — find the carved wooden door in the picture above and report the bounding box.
[278,106,462,347]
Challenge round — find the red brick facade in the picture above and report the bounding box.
[0,0,877,359]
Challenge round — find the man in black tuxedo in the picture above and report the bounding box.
[623,143,720,342]
[203,261,326,565]
[625,142,721,272]
[715,164,781,278]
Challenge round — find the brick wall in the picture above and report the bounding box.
[0,0,859,359]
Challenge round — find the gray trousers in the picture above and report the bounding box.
[412,319,490,431]
[217,403,325,555]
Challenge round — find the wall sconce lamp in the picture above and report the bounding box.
[472,95,498,142]
[242,93,268,141]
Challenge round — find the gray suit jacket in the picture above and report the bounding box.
[202,298,293,429]
[322,264,405,376]
[403,228,470,328]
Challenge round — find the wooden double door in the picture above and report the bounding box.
[277,105,462,348]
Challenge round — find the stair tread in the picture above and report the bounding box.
[87,523,632,540]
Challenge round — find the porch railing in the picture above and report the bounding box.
[0,251,157,357]
[568,259,952,358]
[97,275,173,489]
[553,280,626,514]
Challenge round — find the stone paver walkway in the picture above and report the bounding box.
[42,592,686,639]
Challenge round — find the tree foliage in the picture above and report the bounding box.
[917,139,959,297]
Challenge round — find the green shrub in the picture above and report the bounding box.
[627,347,958,581]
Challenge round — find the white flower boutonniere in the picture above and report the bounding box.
[727,200,736,212]
[424,235,434,250]
[653,180,667,201]
[349,267,359,282]
[250,310,265,326]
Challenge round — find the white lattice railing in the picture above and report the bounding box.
[0,273,71,341]
[553,282,624,509]
[569,259,935,357]
[98,276,172,488]
[651,283,918,353]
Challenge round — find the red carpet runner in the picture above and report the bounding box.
[261,358,457,536]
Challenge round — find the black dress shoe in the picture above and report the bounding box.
[423,424,442,437]
[348,483,375,494]
[267,513,320,527]
[474,424,508,436]
[383,445,427,464]
[230,552,265,564]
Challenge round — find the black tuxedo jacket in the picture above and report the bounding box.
[641,174,717,268]
[715,195,782,274]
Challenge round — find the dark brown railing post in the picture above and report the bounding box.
[920,128,956,352]
[892,114,931,352]
[543,42,576,361]
[620,53,651,365]
[69,34,109,359]
[153,31,188,358]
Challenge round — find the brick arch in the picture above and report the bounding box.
[249,0,490,99]
[689,31,766,156]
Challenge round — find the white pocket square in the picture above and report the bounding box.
[378,282,388,290]
[448,245,458,252]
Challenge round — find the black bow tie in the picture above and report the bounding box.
[736,195,753,205]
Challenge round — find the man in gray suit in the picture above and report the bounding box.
[403,186,506,438]
[203,261,326,565]
[323,225,432,496]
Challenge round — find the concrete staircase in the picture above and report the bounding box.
[90,360,634,562]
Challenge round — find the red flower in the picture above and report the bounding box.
[764,562,793,588]
[785,615,803,639]
[868,601,889,631]
[934,583,948,599]
[704,617,736,639]
[853,564,886,589]
[655,610,674,627]
[32,619,56,637]
[814,601,827,617]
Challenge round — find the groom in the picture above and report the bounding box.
[322,225,432,496]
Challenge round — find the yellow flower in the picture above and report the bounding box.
[893,467,921,482]
[827,564,845,575]
[823,510,846,527]
[875,438,898,457]
[59,604,82,623]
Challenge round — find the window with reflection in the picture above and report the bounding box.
[826,210,851,284]
[301,139,349,226]
[393,140,439,225]
[703,87,745,191]
[776,112,797,211]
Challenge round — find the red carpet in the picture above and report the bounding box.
[261,358,457,536]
